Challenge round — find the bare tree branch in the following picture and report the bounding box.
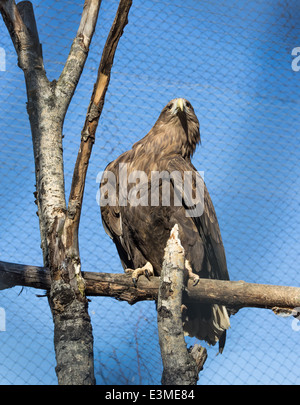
[157,224,204,385]
[55,0,102,119]
[65,0,133,256]
[1,260,300,314]
[1,0,66,265]
[0,261,50,291]
[0,1,43,70]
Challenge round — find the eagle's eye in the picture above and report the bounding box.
[167,104,173,110]
[185,101,191,108]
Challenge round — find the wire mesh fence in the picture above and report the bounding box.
[1,0,300,385]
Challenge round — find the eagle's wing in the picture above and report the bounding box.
[100,163,122,239]
[100,154,230,350]
[166,155,229,281]
[165,155,230,351]
[100,161,135,270]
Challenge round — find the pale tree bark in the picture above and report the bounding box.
[157,225,207,385]
[1,260,300,314]
[0,0,132,385]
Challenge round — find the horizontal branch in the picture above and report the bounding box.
[1,260,300,313]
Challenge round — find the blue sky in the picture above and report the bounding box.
[1,0,300,385]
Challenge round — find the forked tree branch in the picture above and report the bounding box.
[0,0,132,385]
[65,0,133,255]
[1,260,300,315]
[0,0,103,265]
[55,0,102,119]
[0,0,102,118]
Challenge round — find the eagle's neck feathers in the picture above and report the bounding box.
[133,116,200,161]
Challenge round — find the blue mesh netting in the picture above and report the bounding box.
[0,0,300,384]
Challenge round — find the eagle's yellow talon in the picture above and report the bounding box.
[125,262,154,287]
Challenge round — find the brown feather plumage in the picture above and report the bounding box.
[100,98,230,352]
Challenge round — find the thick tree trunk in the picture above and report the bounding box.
[49,279,95,385]
[0,0,132,384]
[0,0,101,385]
[47,231,96,384]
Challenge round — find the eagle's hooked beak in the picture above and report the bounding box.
[171,98,185,115]
[176,98,184,112]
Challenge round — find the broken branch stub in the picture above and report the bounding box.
[157,225,206,385]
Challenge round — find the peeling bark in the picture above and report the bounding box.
[48,280,94,385]
[1,0,132,385]
[157,225,206,385]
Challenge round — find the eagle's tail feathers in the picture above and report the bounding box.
[183,304,230,351]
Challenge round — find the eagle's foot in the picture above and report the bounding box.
[185,259,200,286]
[125,262,154,287]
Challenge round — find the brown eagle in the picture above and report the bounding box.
[100,98,230,352]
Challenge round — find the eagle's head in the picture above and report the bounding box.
[155,98,200,159]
